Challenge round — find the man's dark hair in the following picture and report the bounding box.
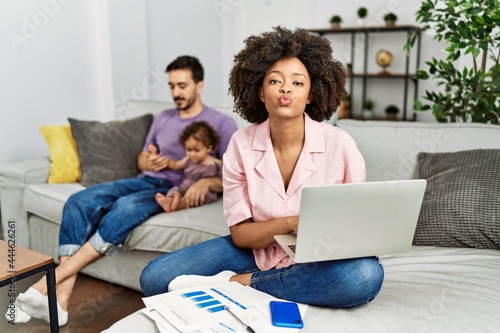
[180,121,220,150]
[166,55,204,83]
[229,26,347,124]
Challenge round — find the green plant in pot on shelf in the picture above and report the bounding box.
[329,15,342,29]
[385,105,400,120]
[338,94,351,119]
[362,98,376,119]
[405,0,499,124]
[357,7,368,25]
[345,62,352,75]
[384,12,397,27]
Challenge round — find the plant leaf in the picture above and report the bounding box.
[475,16,485,24]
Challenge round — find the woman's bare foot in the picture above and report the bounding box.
[156,193,174,212]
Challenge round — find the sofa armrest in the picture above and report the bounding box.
[0,157,50,247]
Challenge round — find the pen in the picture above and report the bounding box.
[223,305,256,333]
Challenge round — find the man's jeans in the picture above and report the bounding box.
[140,235,384,308]
[59,176,173,257]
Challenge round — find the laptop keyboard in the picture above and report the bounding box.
[288,244,297,253]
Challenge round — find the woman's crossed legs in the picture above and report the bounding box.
[140,235,384,308]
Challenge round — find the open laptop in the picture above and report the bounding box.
[274,179,427,263]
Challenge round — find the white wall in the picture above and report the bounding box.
[0,0,446,166]
[145,0,225,106]
[0,0,113,166]
[107,0,150,119]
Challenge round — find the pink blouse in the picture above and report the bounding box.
[222,114,366,270]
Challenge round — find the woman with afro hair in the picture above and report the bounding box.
[141,27,384,309]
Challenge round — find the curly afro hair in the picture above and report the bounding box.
[229,26,346,124]
[180,121,220,150]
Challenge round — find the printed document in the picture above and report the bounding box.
[142,281,308,333]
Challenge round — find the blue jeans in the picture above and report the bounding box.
[59,176,173,257]
[140,235,384,308]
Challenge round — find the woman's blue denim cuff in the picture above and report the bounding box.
[89,231,116,256]
[59,244,81,257]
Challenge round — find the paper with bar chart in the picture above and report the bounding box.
[142,281,307,333]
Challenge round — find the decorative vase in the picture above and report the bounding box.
[362,109,374,119]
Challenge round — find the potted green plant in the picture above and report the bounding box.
[329,15,342,29]
[405,0,499,124]
[357,7,368,26]
[345,62,352,75]
[385,105,400,120]
[338,94,351,119]
[357,7,368,19]
[362,98,376,119]
[384,12,397,27]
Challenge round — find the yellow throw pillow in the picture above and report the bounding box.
[40,124,81,183]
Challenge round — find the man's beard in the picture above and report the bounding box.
[176,96,196,111]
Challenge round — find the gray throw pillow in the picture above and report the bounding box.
[413,149,500,249]
[68,114,153,187]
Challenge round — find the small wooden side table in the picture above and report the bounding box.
[0,240,59,332]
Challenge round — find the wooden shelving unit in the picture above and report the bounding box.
[308,25,421,121]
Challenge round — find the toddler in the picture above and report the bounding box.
[156,121,222,212]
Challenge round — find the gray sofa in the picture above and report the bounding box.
[0,100,239,291]
[1,103,499,332]
[106,119,500,333]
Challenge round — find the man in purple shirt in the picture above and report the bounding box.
[10,55,237,326]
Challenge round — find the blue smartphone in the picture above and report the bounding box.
[269,301,304,329]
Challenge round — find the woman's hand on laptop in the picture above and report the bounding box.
[285,216,299,234]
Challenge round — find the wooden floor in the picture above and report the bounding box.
[1,273,145,333]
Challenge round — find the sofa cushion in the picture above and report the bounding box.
[24,183,84,223]
[40,124,81,183]
[414,149,500,249]
[68,114,153,187]
[23,183,229,253]
[337,120,500,182]
[123,200,229,253]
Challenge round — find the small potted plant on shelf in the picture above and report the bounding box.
[329,15,342,29]
[357,7,368,26]
[385,104,400,120]
[362,98,376,119]
[384,12,398,27]
[337,94,351,119]
[345,62,352,75]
